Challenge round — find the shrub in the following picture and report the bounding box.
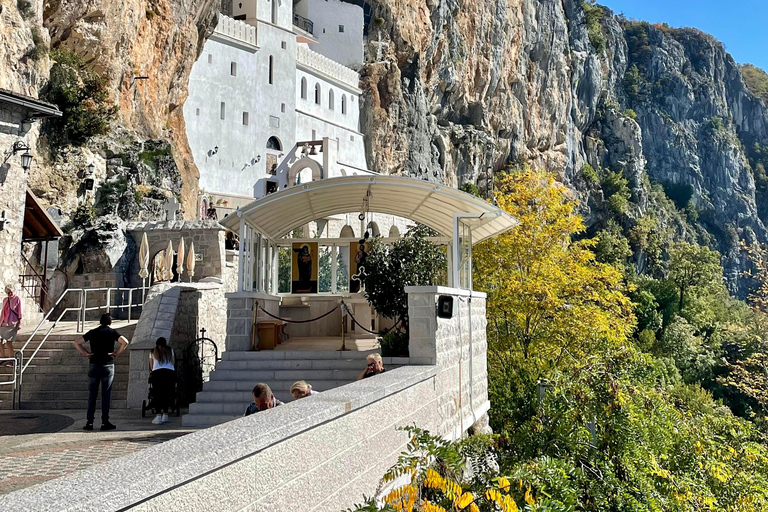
[582,1,606,54]
[43,49,118,149]
[581,163,598,185]
[623,108,637,120]
[741,63,768,105]
[26,27,48,61]
[72,204,95,227]
[601,169,631,216]
[378,330,408,357]
[459,182,481,198]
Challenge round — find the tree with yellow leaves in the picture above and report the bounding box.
[473,169,635,365]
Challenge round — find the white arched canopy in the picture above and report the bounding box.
[222,175,517,292]
[223,175,516,242]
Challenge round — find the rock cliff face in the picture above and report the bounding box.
[360,0,768,292]
[13,0,217,219]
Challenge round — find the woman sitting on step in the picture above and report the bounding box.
[290,380,319,400]
[149,337,176,425]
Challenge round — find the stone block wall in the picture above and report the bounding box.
[0,103,36,295]
[225,293,280,351]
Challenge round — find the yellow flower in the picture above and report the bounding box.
[455,491,475,510]
[498,476,511,492]
[524,486,535,507]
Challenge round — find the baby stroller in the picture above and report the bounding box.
[141,369,181,418]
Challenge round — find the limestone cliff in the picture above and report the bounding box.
[359,0,768,292]
[13,0,217,219]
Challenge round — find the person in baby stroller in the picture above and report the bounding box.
[148,337,176,424]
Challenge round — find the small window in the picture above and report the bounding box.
[281,103,286,113]
[329,89,335,110]
[269,56,274,85]
[266,181,279,195]
[281,41,287,50]
[312,129,317,140]
[207,54,212,64]
[267,136,282,150]
[243,112,249,125]
[230,62,237,76]
[350,135,354,141]
[341,94,347,115]
[220,102,226,120]
[300,77,307,99]
[339,25,345,33]
[314,83,321,105]
[269,116,280,128]
[195,108,200,116]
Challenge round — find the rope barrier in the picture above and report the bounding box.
[345,306,403,336]
[258,305,339,324]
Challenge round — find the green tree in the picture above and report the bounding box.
[360,225,446,336]
[667,242,722,311]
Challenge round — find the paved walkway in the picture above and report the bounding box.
[0,409,195,494]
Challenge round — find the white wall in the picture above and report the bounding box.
[295,0,364,67]
[233,0,293,29]
[184,16,298,200]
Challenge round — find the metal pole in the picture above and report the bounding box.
[128,289,133,322]
[338,302,347,351]
[42,239,49,307]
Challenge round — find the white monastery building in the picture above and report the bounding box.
[184,0,373,223]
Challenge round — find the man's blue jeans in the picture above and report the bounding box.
[87,364,115,424]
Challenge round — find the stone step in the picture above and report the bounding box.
[181,413,238,428]
[208,368,363,381]
[222,350,378,361]
[201,379,353,392]
[0,380,128,393]
[15,389,128,401]
[188,401,258,415]
[213,358,375,371]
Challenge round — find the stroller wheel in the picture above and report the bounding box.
[141,400,147,418]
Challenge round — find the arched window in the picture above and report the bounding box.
[300,77,307,99]
[269,56,274,85]
[315,83,321,105]
[266,136,282,151]
[329,89,335,110]
[341,94,347,115]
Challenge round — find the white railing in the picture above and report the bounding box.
[12,286,146,409]
[296,45,360,90]
[215,12,257,46]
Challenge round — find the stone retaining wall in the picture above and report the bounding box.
[0,287,489,510]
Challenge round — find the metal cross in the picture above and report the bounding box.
[163,197,181,221]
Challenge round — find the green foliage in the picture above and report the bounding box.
[95,177,128,213]
[624,22,653,71]
[278,247,291,293]
[658,316,718,383]
[580,163,598,186]
[593,219,632,269]
[27,27,48,61]
[601,169,631,216]
[318,247,347,293]
[71,203,95,227]
[138,147,171,170]
[582,1,606,54]
[44,49,118,149]
[361,225,447,335]
[378,330,409,357]
[459,182,481,198]
[16,0,33,19]
[623,107,638,120]
[708,115,726,134]
[623,64,644,103]
[741,64,768,105]
[668,242,722,311]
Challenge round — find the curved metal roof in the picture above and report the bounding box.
[220,175,517,243]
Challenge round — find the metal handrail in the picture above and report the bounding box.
[293,13,314,34]
[14,285,146,409]
[0,356,18,409]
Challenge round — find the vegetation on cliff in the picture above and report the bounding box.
[351,169,768,511]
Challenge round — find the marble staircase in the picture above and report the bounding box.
[0,321,136,410]
[182,349,409,427]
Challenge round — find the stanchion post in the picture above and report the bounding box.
[338,302,347,351]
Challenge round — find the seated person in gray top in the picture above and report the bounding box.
[244,383,283,416]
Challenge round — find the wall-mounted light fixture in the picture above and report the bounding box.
[250,155,261,165]
[207,146,219,157]
[0,211,8,231]
[84,163,95,191]
[11,141,33,171]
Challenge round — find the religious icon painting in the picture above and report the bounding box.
[349,240,371,294]
[292,242,318,293]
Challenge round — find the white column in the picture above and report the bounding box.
[331,244,338,293]
[237,218,246,292]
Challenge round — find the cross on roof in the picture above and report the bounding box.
[163,197,181,221]
[370,30,390,63]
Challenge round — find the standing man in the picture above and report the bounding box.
[73,314,129,431]
[0,285,22,367]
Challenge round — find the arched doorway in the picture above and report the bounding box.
[287,157,323,186]
[266,136,282,175]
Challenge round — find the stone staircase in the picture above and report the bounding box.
[182,350,408,427]
[0,321,136,410]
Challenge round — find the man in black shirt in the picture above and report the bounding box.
[73,314,129,431]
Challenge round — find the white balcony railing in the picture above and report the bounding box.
[297,45,359,90]
[214,12,257,47]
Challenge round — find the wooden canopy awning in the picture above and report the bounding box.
[23,190,63,241]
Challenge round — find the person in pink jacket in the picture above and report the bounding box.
[0,284,22,367]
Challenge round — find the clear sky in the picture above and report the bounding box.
[599,0,768,71]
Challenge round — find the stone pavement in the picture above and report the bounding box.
[0,409,196,495]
